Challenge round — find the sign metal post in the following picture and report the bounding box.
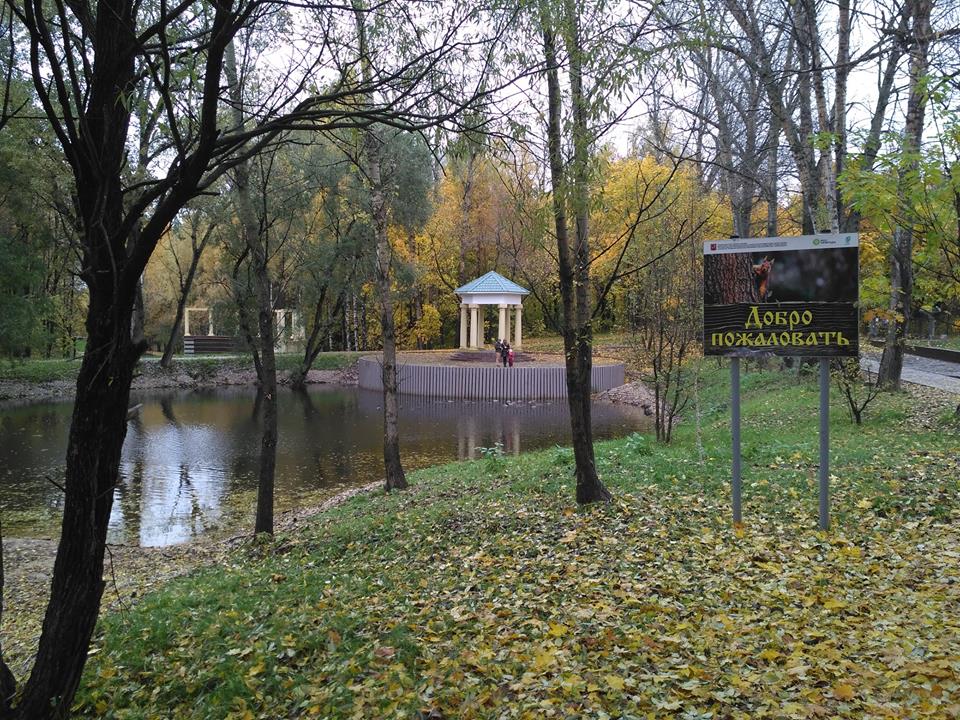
[731,357,742,524]
[818,358,830,530]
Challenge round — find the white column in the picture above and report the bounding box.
[184,309,191,336]
[207,310,214,336]
[291,310,302,339]
[503,306,511,344]
[497,304,507,342]
[459,303,469,349]
[513,304,522,349]
[470,305,480,348]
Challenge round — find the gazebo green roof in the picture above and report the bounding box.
[455,271,529,296]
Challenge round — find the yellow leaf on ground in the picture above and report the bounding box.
[531,647,557,672]
[604,675,625,691]
[833,683,856,700]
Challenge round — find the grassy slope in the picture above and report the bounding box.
[74,365,959,719]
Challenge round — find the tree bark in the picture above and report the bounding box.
[879,0,931,389]
[225,41,277,533]
[16,286,142,719]
[372,153,407,491]
[765,113,780,236]
[543,0,610,505]
[132,278,146,344]
[354,0,407,491]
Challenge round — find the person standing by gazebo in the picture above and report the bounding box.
[494,338,503,364]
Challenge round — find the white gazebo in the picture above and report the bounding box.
[455,271,529,349]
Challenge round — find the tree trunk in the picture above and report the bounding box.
[458,150,477,286]
[354,0,407,491]
[879,0,931,390]
[369,142,407,490]
[225,41,277,533]
[253,299,278,533]
[15,287,141,719]
[160,225,212,368]
[765,114,780,237]
[132,278,146,344]
[543,1,610,505]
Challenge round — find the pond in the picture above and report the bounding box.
[0,386,651,547]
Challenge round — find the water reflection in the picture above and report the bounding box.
[0,386,650,546]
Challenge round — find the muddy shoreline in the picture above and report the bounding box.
[0,361,358,404]
[1,479,383,680]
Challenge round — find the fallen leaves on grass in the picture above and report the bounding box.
[76,466,960,720]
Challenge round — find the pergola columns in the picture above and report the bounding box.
[459,302,523,350]
[459,304,469,349]
[455,271,530,351]
[469,304,480,348]
[184,307,214,336]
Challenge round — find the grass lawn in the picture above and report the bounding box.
[73,363,959,719]
[0,357,82,383]
[910,336,960,352]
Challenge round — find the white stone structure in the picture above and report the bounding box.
[455,271,529,349]
[184,307,214,336]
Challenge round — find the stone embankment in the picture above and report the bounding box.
[595,380,658,416]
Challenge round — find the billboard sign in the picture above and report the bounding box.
[703,234,859,357]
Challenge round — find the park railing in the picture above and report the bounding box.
[357,356,625,400]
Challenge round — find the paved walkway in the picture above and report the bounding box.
[861,353,960,394]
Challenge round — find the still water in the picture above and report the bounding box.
[0,386,650,547]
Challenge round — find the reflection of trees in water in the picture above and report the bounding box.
[294,387,316,420]
[455,408,525,459]
[159,397,179,427]
[114,458,144,542]
[292,387,355,487]
[7,388,649,544]
[167,463,203,539]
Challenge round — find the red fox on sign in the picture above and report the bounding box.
[753,257,774,301]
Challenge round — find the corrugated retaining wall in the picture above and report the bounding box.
[357,356,625,400]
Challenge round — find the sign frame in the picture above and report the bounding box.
[703,233,860,359]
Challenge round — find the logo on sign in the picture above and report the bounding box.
[710,243,717,251]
